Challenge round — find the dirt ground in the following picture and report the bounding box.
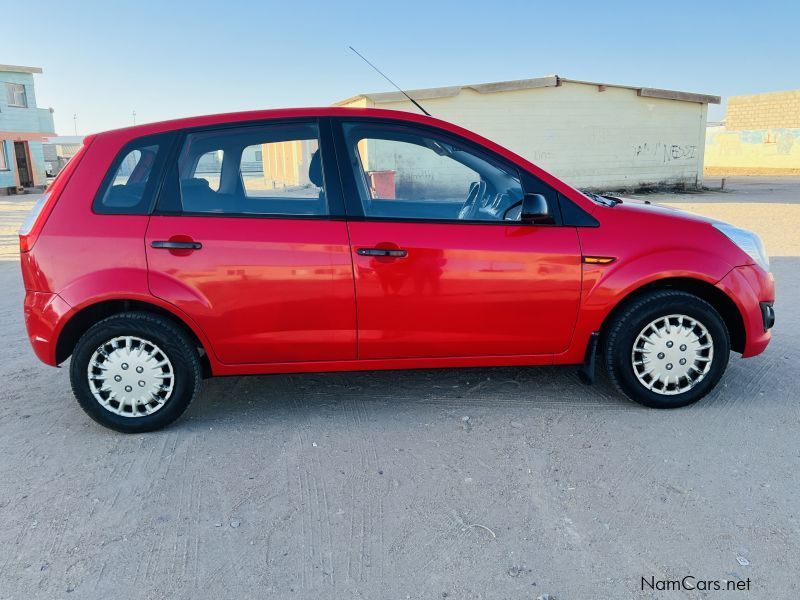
[0,178,797,599]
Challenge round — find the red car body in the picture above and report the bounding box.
[20,107,774,379]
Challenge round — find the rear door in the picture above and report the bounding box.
[146,119,356,365]
[333,119,582,360]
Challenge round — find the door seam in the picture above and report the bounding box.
[344,221,360,360]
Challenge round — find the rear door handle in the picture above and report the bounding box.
[357,248,408,258]
[151,240,202,250]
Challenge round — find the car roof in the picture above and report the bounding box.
[94,107,448,139]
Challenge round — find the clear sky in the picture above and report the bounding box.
[4,0,796,135]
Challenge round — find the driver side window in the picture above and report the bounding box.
[342,122,524,221]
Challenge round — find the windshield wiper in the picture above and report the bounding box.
[583,191,621,207]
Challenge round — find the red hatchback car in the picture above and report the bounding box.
[20,107,775,432]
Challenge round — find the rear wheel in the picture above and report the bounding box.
[70,312,201,432]
[604,290,730,408]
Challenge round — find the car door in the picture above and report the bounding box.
[333,119,582,360]
[145,119,357,365]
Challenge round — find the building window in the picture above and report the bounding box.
[7,83,28,108]
[0,141,8,170]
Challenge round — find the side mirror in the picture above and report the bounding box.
[520,193,551,224]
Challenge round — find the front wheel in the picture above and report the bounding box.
[603,290,730,408]
[70,312,201,432]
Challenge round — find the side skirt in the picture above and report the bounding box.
[211,352,559,377]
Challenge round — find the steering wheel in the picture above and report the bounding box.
[458,180,487,220]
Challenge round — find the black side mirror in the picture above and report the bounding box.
[520,193,551,224]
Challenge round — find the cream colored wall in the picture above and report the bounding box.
[727,90,800,130]
[704,89,800,175]
[704,125,800,174]
[343,82,708,191]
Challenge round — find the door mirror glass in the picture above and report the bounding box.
[521,193,550,224]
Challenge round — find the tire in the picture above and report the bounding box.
[70,312,201,432]
[603,290,730,409]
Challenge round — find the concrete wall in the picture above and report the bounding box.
[0,70,55,189]
[341,81,709,191]
[727,90,800,130]
[705,126,800,174]
[704,90,800,175]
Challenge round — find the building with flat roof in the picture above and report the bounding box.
[42,135,84,178]
[337,75,720,191]
[0,64,56,193]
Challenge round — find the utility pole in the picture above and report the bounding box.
[73,113,78,136]
[132,110,137,126]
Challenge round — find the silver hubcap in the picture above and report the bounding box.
[87,336,175,417]
[631,314,714,395]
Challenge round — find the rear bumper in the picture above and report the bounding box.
[24,291,72,366]
[716,265,775,358]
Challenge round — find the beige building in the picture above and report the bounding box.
[337,75,719,191]
[705,89,800,175]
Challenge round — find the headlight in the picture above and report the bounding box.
[713,223,770,272]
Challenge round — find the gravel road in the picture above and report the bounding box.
[0,180,797,599]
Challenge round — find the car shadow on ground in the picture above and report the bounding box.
[167,346,792,431]
[182,364,648,427]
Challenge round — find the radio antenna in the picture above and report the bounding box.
[348,46,431,117]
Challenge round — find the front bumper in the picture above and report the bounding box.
[716,265,775,358]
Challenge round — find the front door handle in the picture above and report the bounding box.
[357,248,408,258]
[151,240,202,250]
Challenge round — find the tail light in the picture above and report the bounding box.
[18,138,92,253]
[18,192,54,252]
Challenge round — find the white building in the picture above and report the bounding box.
[42,135,84,177]
[337,75,720,191]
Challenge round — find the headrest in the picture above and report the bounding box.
[308,150,323,187]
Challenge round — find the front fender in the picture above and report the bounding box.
[556,249,736,364]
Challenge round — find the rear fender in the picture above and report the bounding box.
[53,286,220,370]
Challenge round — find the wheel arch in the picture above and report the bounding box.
[597,277,745,354]
[55,298,214,377]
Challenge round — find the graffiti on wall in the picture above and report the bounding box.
[633,142,698,163]
[704,127,800,170]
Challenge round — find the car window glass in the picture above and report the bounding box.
[342,122,523,222]
[96,143,160,213]
[240,140,322,199]
[178,122,326,216]
[192,150,223,192]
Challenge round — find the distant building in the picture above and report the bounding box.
[337,75,720,192]
[705,90,800,175]
[0,64,55,194]
[42,135,84,178]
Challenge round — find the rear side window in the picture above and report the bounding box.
[94,134,172,214]
[176,121,326,216]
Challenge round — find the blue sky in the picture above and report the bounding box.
[5,0,796,134]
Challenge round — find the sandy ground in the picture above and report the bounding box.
[0,179,798,599]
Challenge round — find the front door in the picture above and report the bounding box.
[146,120,357,365]
[335,119,582,360]
[14,141,32,187]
